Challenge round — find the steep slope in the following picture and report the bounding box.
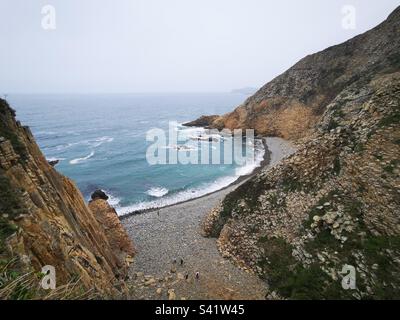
[201,8,400,299]
[204,70,400,300]
[0,99,134,298]
[186,7,400,141]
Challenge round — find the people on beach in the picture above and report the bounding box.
[172,257,185,265]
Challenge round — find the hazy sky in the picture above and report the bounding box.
[0,0,398,93]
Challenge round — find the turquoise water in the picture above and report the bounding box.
[8,93,263,215]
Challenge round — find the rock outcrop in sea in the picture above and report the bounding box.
[0,99,134,298]
[200,7,400,299]
[188,7,400,141]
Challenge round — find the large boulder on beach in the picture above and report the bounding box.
[91,189,109,201]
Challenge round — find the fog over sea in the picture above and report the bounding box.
[8,93,264,215]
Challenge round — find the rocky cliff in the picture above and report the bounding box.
[0,99,134,298]
[187,7,400,141]
[201,7,400,299]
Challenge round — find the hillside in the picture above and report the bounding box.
[200,7,400,299]
[0,99,134,298]
[186,7,400,141]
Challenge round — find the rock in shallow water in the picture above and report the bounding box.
[91,189,109,201]
[48,159,59,166]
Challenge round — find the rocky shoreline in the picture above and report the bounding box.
[122,138,296,300]
[120,136,271,219]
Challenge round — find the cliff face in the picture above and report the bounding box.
[88,199,135,268]
[202,7,400,299]
[188,7,400,141]
[0,99,134,297]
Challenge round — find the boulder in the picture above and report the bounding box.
[91,189,109,201]
[168,289,176,300]
[48,159,59,167]
[183,115,219,128]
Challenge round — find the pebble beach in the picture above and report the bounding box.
[122,137,296,300]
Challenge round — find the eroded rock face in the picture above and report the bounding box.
[88,199,136,271]
[183,115,220,128]
[0,99,135,295]
[205,71,400,300]
[191,7,400,140]
[202,7,400,300]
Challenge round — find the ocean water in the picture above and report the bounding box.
[8,93,264,215]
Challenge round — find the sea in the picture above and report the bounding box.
[7,93,264,215]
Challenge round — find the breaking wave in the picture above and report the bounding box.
[55,136,113,151]
[146,187,169,198]
[69,151,95,165]
[117,141,265,216]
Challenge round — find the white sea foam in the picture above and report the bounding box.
[117,175,237,215]
[36,131,56,136]
[235,141,265,176]
[146,187,169,198]
[69,151,95,165]
[56,136,113,151]
[106,192,121,207]
[46,157,66,162]
[176,124,205,138]
[89,136,114,147]
[174,144,198,152]
[117,141,265,216]
[56,141,80,151]
[177,127,205,134]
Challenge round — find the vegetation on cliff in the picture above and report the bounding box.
[202,7,400,300]
[191,7,400,141]
[0,98,135,299]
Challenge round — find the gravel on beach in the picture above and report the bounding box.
[122,137,296,300]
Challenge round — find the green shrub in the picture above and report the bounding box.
[354,143,364,153]
[333,157,341,175]
[327,119,339,131]
[258,237,350,299]
[378,112,400,128]
[0,174,25,219]
[282,176,303,193]
[0,218,17,254]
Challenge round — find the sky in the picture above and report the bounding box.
[0,0,399,94]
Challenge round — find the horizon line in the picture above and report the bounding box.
[1,90,258,96]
